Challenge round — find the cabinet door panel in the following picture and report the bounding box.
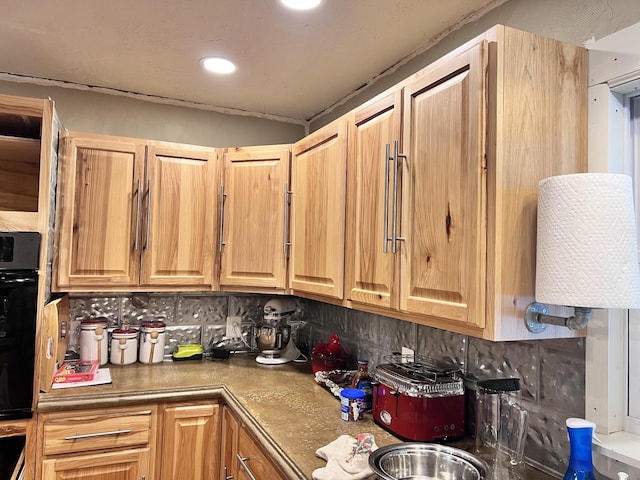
[346,91,402,309]
[142,146,216,286]
[237,427,285,480]
[220,406,240,480]
[41,448,150,480]
[220,146,290,289]
[400,43,486,327]
[57,136,144,287]
[290,120,347,299]
[161,403,220,480]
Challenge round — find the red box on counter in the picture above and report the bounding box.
[53,360,99,384]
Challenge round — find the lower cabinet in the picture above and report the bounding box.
[221,406,286,480]
[160,402,221,480]
[38,401,285,480]
[37,405,157,480]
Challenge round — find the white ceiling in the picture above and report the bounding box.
[0,0,504,124]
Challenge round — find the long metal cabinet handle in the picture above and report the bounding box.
[144,180,151,251]
[391,140,407,253]
[236,454,257,480]
[391,141,399,253]
[218,186,227,253]
[283,184,292,256]
[383,143,391,253]
[134,179,141,251]
[64,428,132,440]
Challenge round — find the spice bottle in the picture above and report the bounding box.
[351,360,372,411]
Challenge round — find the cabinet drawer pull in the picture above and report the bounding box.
[64,428,132,440]
[236,454,257,480]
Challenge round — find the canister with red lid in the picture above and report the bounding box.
[139,321,166,364]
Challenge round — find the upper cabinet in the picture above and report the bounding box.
[345,91,402,310]
[55,132,219,291]
[0,94,58,233]
[219,145,291,292]
[289,118,348,301]
[345,26,587,340]
[399,42,486,329]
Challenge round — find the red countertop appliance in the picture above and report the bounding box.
[372,356,465,442]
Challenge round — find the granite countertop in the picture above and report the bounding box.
[39,354,556,479]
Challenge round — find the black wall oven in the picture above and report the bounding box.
[0,232,40,420]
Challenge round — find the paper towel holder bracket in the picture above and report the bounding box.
[525,302,592,333]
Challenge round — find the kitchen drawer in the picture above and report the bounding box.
[41,406,155,456]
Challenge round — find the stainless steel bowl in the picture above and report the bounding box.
[255,324,291,354]
[369,443,489,480]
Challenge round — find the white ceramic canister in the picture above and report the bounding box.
[79,318,109,366]
[110,328,138,365]
[139,321,166,364]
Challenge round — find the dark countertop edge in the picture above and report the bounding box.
[37,384,308,480]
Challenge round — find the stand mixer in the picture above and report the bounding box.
[255,298,305,365]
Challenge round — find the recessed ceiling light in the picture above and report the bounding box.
[201,57,236,74]
[280,0,321,10]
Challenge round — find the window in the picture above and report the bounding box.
[627,94,640,432]
[586,21,640,475]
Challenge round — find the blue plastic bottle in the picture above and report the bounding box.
[563,418,596,480]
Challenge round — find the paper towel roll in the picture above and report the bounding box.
[536,173,640,309]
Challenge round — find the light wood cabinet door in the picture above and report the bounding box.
[141,144,217,287]
[290,119,347,300]
[220,406,240,480]
[41,448,151,480]
[220,145,290,291]
[236,426,285,480]
[56,134,145,288]
[345,91,402,310]
[161,403,220,480]
[399,42,487,328]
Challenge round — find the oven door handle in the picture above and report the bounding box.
[0,275,37,285]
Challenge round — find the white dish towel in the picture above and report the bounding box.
[312,433,378,480]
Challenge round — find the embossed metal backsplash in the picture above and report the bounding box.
[69,293,581,477]
[67,293,276,358]
[299,300,584,478]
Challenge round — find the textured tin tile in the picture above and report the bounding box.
[228,295,268,324]
[164,325,202,356]
[304,300,346,335]
[177,295,228,325]
[69,295,121,328]
[416,324,467,369]
[466,338,539,401]
[122,294,177,326]
[521,401,568,477]
[203,323,229,347]
[539,338,585,418]
[343,309,381,345]
[378,314,417,356]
